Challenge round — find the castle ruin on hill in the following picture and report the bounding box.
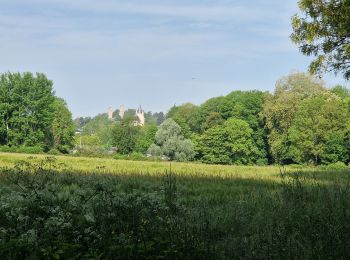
[108,104,145,126]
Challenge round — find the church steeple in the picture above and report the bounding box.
[135,105,145,126]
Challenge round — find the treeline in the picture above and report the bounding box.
[178,73,350,166]
[75,72,350,166]
[1,71,349,166]
[0,72,75,153]
[73,109,165,156]
[168,72,350,166]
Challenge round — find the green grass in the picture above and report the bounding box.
[0,152,307,177]
[1,153,350,259]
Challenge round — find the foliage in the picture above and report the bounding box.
[323,161,348,170]
[0,145,44,154]
[147,119,195,161]
[167,91,269,163]
[111,116,142,155]
[144,111,165,126]
[77,109,164,150]
[331,85,350,99]
[73,134,106,157]
[288,93,350,164]
[49,98,75,153]
[74,117,91,130]
[134,124,157,153]
[261,72,327,164]
[82,113,111,136]
[0,72,55,149]
[166,103,199,137]
[1,157,350,258]
[202,112,224,130]
[147,144,163,157]
[291,0,350,79]
[0,72,74,152]
[76,134,102,147]
[195,125,232,164]
[197,118,260,165]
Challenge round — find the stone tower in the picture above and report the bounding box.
[107,106,113,120]
[135,106,145,126]
[119,104,125,119]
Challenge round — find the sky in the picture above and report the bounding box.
[1,0,348,117]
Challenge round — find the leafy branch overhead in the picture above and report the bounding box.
[291,0,350,79]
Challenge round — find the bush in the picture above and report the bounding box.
[256,158,268,166]
[0,146,44,154]
[74,146,106,157]
[47,149,62,155]
[324,161,348,170]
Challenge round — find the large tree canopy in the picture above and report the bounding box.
[196,118,260,165]
[0,72,75,151]
[147,119,195,161]
[261,73,326,164]
[166,103,199,137]
[0,72,55,147]
[50,98,76,153]
[289,92,350,164]
[291,0,350,79]
[111,117,141,155]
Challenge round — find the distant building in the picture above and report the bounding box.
[108,104,145,126]
[119,104,125,119]
[135,106,145,126]
[107,106,113,120]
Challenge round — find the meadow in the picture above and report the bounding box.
[1,153,350,259]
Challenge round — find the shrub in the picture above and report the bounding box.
[74,146,106,157]
[47,148,62,155]
[324,161,348,170]
[0,146,44,154]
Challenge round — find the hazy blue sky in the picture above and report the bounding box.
[1,0,348,117]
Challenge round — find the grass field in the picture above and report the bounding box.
[0,152,307,177]
[1,152,350,259]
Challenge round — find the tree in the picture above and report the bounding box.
[76,134,102,147]
[331,85,350,97]
[166,103,199,138]
[288,93,350,164]
[196,125,232,164]
[82,114,111,135]
[196,118,259,165]
[195,96,227,132]
[261,73,326,164]
[111,117,140,154]
[154,118,182,145]
[202,112,224,130]
[224,118,260,165]
[224,90,269,162]
[291,0,350,79]
[74,117,91,130]
[135,124,157,153]
[49,98,75,153]
[0,72,56,149]
[147,119,195,161]
[155,112,165,125]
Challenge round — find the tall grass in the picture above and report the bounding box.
[1,157,350,258]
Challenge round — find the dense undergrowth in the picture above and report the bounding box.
[1,157,350,259]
